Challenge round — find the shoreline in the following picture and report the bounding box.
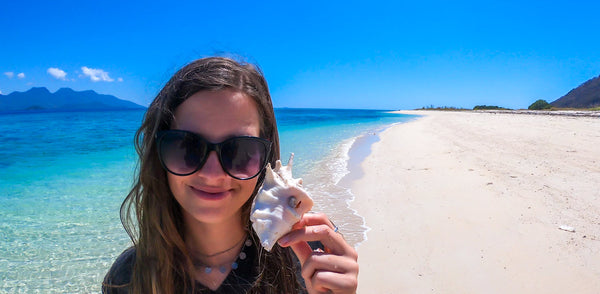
[303,135,370,248]
[350,110,600,293]
[304,114,418,249]
[474,109,600,117]
[416,109,600,118]
[335,116,421,248]
[335,127,387,249]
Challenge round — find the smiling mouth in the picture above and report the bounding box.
[190,186,231,200]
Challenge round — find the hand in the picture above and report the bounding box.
[278,213,359,294]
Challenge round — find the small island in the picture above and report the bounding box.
[0,87,145,113]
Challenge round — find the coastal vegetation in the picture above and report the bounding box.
[473,105,511,110]
[418,105,469,111]
[528,99,552,110]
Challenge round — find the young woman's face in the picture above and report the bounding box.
[168,89,262,226]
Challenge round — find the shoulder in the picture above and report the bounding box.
[102,247,136,293]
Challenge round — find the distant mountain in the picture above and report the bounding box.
[551,75,600,108]
[0,87,145,112]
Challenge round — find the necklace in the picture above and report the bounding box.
[192,235,253,274]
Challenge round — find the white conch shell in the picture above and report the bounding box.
[250,153,314,251]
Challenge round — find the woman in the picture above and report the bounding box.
[103,57,358,293]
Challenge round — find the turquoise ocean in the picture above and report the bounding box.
[0,108,414,293]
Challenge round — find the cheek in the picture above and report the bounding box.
[239,178,259,201]
[167,174,183,199]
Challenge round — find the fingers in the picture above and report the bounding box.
[288,239,313,266]
[284,213,347,255]
[301,253,358,278]
[292,212,336,231]
[310,270,359,293]
[278,212,359,293]
[299,247,359,293]
[279,223,351,262]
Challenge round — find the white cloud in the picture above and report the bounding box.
[47,68,67,80]
[117,77,123,82]
[0,90,3,94]
[4,72,14,78]
[81,66,114,82]
[17,73,25,79]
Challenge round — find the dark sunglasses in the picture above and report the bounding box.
[156,130,272,180]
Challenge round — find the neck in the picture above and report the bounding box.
[184,213,247,265]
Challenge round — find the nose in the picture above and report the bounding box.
[196,151,228,180]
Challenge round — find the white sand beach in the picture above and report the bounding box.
[351,110,600,293]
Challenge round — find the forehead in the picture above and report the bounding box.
[171,89,261,142]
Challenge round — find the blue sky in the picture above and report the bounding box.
[1,0,599,110]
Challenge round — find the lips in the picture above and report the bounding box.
[189,185,231,200]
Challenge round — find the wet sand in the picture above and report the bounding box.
[350,110,600,293]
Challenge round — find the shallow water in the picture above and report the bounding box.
[0,108,413,292]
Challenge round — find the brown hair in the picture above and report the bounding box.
[116,57,300,293]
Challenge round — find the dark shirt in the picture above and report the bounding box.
[103,244,260,293]
[102,241,320,293]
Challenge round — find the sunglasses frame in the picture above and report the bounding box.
[155,130,272,180]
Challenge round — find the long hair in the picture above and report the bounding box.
[118,57,300,293]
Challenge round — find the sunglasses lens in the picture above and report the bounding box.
[157,130,270,179]
[159,131,207,175]
[220,138,268,179]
